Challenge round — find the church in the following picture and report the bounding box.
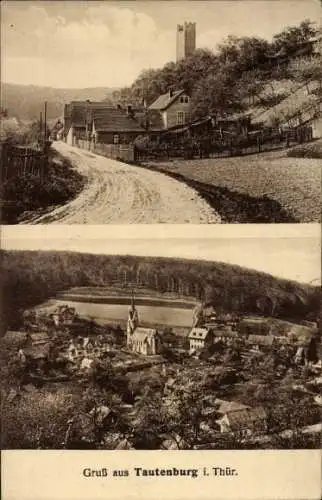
[126,294,161,356]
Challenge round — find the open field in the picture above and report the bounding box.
[35,298,194,329]
[59,286,199,308]
[143,149,321,223]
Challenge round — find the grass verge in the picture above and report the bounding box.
[287,139,322,159]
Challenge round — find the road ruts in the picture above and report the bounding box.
[25,142,221,224]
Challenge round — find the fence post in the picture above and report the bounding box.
[133,145,138,163]
[257,136,261,153]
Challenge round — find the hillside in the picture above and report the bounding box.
[1,250,320,335]
[117,21,321,128]
[251,79,321,127]
[1,83,117,121]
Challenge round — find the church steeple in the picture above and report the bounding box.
[131,288,135,311]
[127,289,139,345]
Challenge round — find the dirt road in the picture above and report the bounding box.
[29,142,220,224]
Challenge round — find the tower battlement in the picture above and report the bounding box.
[176,21,196,61]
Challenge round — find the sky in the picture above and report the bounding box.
[2,225,321,284]
[1,0,321,88]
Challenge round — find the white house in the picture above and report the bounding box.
[188,327,213,354]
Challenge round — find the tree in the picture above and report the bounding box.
[168,381,206,447]
[217,36,270,72]
[189,64,246,120]
[289,56,322,93]
[132,389,167,449]
[272,20,318,56]
[268,393,320,434]
[89,359,130,400]
[81,388,131,446]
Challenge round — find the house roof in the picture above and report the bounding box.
[213,330,238,338]
[56,305,76,317]
[240,316,269,325]
[24,345,50,359]
[215,399,249,415]
[132,327,157,342]
[89,405,111,423]
[70,336,109,349]
[225,407,267,431]
[29,332,50,343]
[202,305,217,317]
[66,102,89,127]
[188,327,210,340]
[92,107,146,133]
[287,324,317,339]
[247,334,275,346]
[267,319,318,339]
[3,331,28,344]
[149,90,185,111]
[114,438,133,450]
[66,101,147,133]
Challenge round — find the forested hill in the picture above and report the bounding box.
[113,20,321,123]
[1,83,116,121]
[1,250,320,335]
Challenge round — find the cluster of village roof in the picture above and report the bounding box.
[5,299,320,370]
[3,298,322,445]
[63,89,197,147]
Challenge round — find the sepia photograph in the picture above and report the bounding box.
[1,0,321,498]
[1,226,321,451]
[1,0,321,224]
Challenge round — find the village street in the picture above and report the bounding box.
[27,142,220,224]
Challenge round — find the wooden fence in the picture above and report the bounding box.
[78,139,135,163]
[72,124,313,164]
[0,142,49,182]
[136,125,313,162]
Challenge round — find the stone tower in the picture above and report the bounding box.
[126,291,139,345]
[176,22,196,62]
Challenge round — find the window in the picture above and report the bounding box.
[113,134,120,144]
[180,95,189,104]
[177,111,185,125]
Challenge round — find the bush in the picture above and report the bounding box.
[1,152,85,223]
[1,389,81,449]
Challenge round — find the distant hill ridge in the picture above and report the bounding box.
[1,250,320,335]
[2,83,117,121]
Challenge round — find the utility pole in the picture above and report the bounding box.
[44,100,47,142]
[39,111,43,148]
